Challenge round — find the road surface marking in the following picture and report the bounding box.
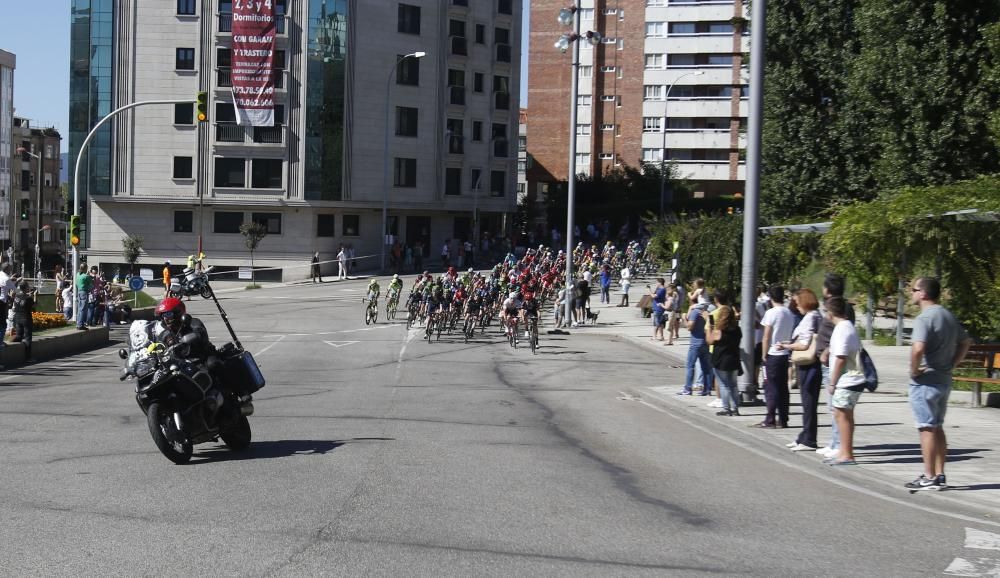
[323,341,359,348]
[967,528,1000,551]
[254,335,286,357]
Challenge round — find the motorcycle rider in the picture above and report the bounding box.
[151,297,214,359]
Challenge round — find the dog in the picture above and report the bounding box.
[584,309,600,325]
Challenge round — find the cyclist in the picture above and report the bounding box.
[365,278,381,306]
[522,290,540,339]
[500,291,523,340]
[387,274,403,303]
[424,283,444,327]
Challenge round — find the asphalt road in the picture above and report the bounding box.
[0,279,991,576]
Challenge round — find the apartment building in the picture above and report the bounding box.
[70,0,521,277]
[0,50,14,251]
[527,0,748,203]
[11,118,63,272]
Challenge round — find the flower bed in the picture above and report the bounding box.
[31,312,70,331]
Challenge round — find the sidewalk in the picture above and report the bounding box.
[562,286,1000,519]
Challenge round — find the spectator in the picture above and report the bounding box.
[618,265,631,307]
[441,239,451,269]
[707,304,742,416]
[649,278,666,341]
[756,285,794,428]
[0,263,13,348]
[778,288,822,450]
[679,297,715,396]
[905,277,972,490]
[337,245,347,280]
[311,251,323,283]
[815,274,855,458]
[11,280,36,362]
[824,296,865,466]
[572,275,590,327]
[414,241,424,272]
[688,278,707,306]
[599,264,612,304]
[404,244,414,272]
[61,282,73,320]
[162,261,172,298]
[89,267,103,327]
[54,264,66,312]
[347,244,356,273]
[75,264,93,330]
[667,284,683,344]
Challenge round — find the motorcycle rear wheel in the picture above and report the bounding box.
[221,415,252,451]
[147,402,193,464]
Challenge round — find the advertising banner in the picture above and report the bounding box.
[231,0,276,126]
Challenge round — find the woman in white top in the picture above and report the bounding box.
[618,267,631,307]
[824,296,866,465]
[776,288,823,451]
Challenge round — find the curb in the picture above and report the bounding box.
[1,325,111,368]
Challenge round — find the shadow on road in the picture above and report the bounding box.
[190,437,394,463]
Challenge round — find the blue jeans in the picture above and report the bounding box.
[684,340,714,394]
[909,383,950,428]
[822,364,839,449]
[714,368,739,411]
[76,294,91,328]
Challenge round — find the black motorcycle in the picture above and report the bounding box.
[169,266,215,299]
[120,293,264,464]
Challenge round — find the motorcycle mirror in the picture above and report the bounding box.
[118,348,129,359]
[181,331,200,345]
[180,313,193,328]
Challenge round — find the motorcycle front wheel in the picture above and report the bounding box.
[147,402,193,464]
[221,415,252,451]
[200,286,214,299]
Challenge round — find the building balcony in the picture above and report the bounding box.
[674,161,745,182]
[493,91,510,111]
[449,85,466,106]
[217,67,285,89]
[498,0,512,15]
[215,122,285,145]
[496,43,511,63]
[493,138,509,158]
[448,135,464,155]
[643,99,748,118]
[450,35,468,57]
[218,13,286,34]
[642,130,735,149]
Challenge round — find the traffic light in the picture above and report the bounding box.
[70,215,81,246]
[20,207,27,221]
[196,91,208,122]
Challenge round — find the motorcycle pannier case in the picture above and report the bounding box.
[224,351,266,394]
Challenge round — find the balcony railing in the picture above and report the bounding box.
[253,125,284,144]
[498,0,512,15]
[450,35,468,56]
[452,0,468,5]
[215,123,285,145]
[496,43,511,63]
[219,13,285,34]
[493,138,508,158]
[493,91,510,110]
[448,135,464,155]
[217,67,284,89]
[216,122,246,143]
[449,85,466,106]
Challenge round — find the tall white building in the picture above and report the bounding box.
[0,49,14,250]
[71,0,521,278]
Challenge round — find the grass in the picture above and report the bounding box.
[870,328,901,346]
[34,290,158,314]
[245,284,262,290]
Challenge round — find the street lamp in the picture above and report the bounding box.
[658,70,704,219]
[381,51,426,274]
[554,6,602,328]
[15,146,42,284]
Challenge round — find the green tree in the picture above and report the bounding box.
[239,222,268,287]
[121,234,144,277]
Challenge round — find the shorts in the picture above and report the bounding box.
[909,383,950,428]
[652,311,665,328]
[831,387,862,410]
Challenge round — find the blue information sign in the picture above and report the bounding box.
[128,276,146,291]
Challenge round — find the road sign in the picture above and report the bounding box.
[129,276,146,291]
[140,268,154,281]
[239,267,252,280]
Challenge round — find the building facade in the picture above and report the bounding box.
[70,0,521,277]
[0,50,14,251]
[527,0,748,203]
[11,118,63,273]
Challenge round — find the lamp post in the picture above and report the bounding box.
[15,146,42,284]
[381,51,426,274]
[658,70,704,219]
[555,6,602,328]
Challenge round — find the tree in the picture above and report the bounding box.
[121,234,144,277]
[239,222,268,287]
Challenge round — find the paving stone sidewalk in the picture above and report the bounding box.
[562,290,1000,519]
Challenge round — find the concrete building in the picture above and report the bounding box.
[0,50,14,252]
[527,0,748,205]
[70,0,521,278]
[11,117,63,273]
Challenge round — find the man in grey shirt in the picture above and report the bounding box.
[905,277,972,491]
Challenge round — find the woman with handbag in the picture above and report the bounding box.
[776,288,822,451]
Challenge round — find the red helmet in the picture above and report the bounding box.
[155,297,186,326]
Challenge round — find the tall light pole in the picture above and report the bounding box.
[555,7,601,328]
[381,51,426,274]
[15,146,42,283]
[658,70,704,219]
[738,0,767,402]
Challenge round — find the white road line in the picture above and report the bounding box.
[633,398,1000,529]
[323,341,359,348]
[944,557,1000,576]
[254,335,286,357]
[966,528,1000,551]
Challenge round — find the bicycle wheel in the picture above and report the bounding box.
[365,304,372,325]
[426,319,433,342]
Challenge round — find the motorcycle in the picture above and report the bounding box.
[169,266,215,299]
[119,290,265,464]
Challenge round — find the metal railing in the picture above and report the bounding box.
[449,85,466,106]
[448,135,464,155]
[217,67,284,89]
[216,122,246,143]
[450,35,468,56]
[496,43,511,63]
[494,91,510,110]
[215,122,285,144]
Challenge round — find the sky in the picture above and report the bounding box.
[1,0,529,138]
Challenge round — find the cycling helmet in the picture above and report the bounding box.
[509,291,518,300]
[392,274,399,280]
[155,297,186,330]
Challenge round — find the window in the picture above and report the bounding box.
[396,106,418,136]
[601,37,617,45]
[518,160,527,172]
[601,95,617,101]
[214,211,243,233]
[492,124,508,157]
[518,135,527,151]
[445,167,462,195]
[645,54,663,69]
[472,121,483,141]
[576,124,591,136]
[707,22,734,34]
[498,0,512,15]
[647,0,665,5]
[473,72,484,93]
[252,212,282,234]
[579,8,594,19]
[447,118,464,154]
[577,95,592,106]
[174,103,194,125]
[214,158,245,187]
[667,54,696,67]
[642,148,663,162]
[45,145,54,159]
[251,158,283,189]
[603,8,618,14]
[600,66,616,73]
[449,19,465,37]
[490,170,506,197]
[175,47,195,70]
[643,117,662,132]
[669,22,696,34]
[598,153,614,160]
[578,65,592,77]
[317,214,335,237]
[475,24,485,44]
[575,153,590,166]
[174,210,194,233]
[173,156,194,179]
[617,39,624,50]
[394,158,417,187]
[600,123,615,131]
[644,85,663,100]
[44,173,54,187]
[177,0,196,15]
[398,4,421,34]
[707,54,734,65]
[646,22,664,37]
[397,54,420,85]
[343,215,360,236]
[470,168,483,191]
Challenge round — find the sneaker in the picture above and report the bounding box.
[676,390,692,396]
[936,474,948,489]
[707,398,723,408]
[904,475,941,491]
[786,441,799,448]
[790,443,817,452]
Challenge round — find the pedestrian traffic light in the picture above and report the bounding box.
[20,207,27,220]
[70,215,81,246]
[196,91,208,122]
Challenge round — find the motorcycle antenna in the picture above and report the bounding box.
[207,288,243,351]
